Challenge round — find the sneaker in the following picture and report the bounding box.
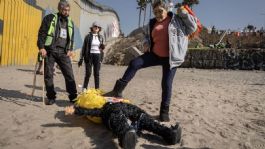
[82,88,87,92]
[121,129,137,149]
[44,98,55,105]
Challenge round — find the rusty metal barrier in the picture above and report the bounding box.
[0,0,42,66]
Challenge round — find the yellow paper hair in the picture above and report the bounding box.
[75,89,106,123]
[74,88,131,124]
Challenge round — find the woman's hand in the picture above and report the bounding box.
[177,6,188,17]
[65,106,75,115]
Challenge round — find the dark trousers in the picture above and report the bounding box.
[83,53,101,89]
[44,51,77,101]
[122,52,177,106]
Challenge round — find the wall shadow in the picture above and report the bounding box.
[0,88,41,102]
[140,145,213,149]
[24,84,65,92]
[17,68,35,73]
[0,88,43,107]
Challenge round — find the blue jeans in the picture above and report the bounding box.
[122,52,177,106]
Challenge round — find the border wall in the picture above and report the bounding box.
[182,48,265,70]
[0,0,120,66]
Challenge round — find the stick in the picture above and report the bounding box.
[77,66,82,93]
[31,60,38,100]
[42,58,45,105]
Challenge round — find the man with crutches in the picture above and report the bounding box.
[37,0,77,105]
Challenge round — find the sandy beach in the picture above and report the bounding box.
[0,64,264,149]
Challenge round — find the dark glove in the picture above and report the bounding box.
[99,44,105,50]
[78,59,83,67]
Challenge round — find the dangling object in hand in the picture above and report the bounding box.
[99,44,105,50]
[38,53,43,62]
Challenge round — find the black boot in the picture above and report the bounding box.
[160,104,170,122]
[104,79,127,98]
[162,123,182,145]
[119,129,137,149]
[137,114,181,145]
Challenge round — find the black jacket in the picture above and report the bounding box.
[37,13,74,52]
[80,32,105,62]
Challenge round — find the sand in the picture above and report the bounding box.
[0,64,264,149]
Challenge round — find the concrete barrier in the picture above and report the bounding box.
[182,48,265,70]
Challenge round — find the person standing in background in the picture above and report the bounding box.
[37,0,77,105]
[78,22,105,90]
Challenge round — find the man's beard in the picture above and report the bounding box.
[59,13,68,19]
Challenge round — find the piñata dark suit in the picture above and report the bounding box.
[73,102,182,149]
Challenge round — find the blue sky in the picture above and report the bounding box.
[96,0,265,35]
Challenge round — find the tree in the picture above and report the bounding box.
[183,0,199,7]
[176,0,200,9]
[137,0,145,27]
[143,5,147,26]
[247,24,255,32]
[211,26,216,34]
[137,0,152,27]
